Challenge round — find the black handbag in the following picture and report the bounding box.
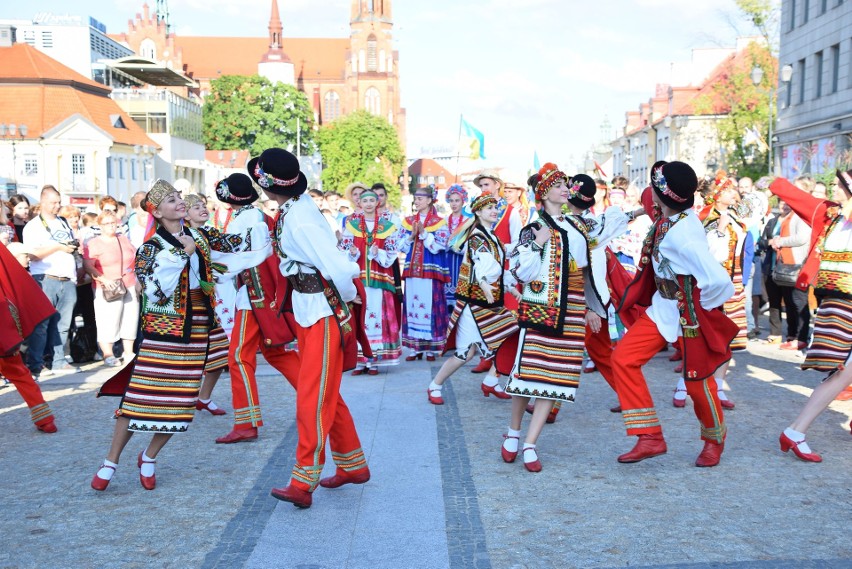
[772,262,802,287]
[69,322,96,363]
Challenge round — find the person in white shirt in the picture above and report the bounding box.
[251,148,370,509]
[22,185,81,378]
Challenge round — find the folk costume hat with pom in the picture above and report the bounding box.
[247,148,307,197]
[470,193,497,212]
[534,162,567,201]
[216,173,259,205]
[650,160,697,211]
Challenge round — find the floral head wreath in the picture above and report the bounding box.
[471,194,497,213]
[253,162,299,190]
[145,179,179,213]
[704,169,736,205]
[535,162,567,201]
[445,184,468,204]
[653,166,688,204]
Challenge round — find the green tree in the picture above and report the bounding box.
[694,41,777,179]
[202,75,315,156]
[317,110,405,206]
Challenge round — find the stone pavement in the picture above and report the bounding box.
[0,332,851,569]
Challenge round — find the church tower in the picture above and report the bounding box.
[258,0,295,86]
[346,0,405,145]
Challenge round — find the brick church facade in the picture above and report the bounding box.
[113,0,405,143]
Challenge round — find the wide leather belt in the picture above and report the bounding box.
[287,272,324,294]
[654,277,679,300]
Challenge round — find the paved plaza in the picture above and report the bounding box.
[1,335,851,569]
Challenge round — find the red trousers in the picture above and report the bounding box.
[290,316,366,492]
[227,309,301,430]
[0,353,54,427]
[584,323,617,392]
[611,312,726,443]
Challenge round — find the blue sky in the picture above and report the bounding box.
[6,0,768,180]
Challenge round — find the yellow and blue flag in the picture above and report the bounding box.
[461,117,485,160]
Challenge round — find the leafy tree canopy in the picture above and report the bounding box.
[202,75,315,157]
[317,110,405,206]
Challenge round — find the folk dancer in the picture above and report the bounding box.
[772,172,852,462]
[398,186,450,362]
[427,194,519,404]
[339,188,402,374]
[443,184,472,314]
[500,163,627,472]
[252,149,369,509]
[672,171,748,410]
[213,173,304,444]
[0,242,58,433]
[610,161,737,468]
[91,179,270,491]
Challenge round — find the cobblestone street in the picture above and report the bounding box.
[1,336,850,569]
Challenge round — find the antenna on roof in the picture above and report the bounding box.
[155,0,171,34]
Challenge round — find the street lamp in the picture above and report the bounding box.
[750,65,776,176]
[0,123,28,188]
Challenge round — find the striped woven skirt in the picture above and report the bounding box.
[504,278,586,403]
[446,302,518,359]
[205,325,229,372]
[444,251,464,311]
[117,289,213,433]
[803,297,852,372]
[402,277,449,352]
[724,275,747,351]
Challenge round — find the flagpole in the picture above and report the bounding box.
[455,114,463,183]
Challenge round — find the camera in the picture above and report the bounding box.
[61,238,80,252]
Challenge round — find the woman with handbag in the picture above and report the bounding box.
[768,201,812,351]
[83,210,138,367]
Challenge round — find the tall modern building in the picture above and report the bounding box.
[775,0,852,179]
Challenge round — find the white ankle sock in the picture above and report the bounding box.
[503,428,521,453]
[140,451,156,477]
[97,459,118,480]
[482,375,499,388]
[784,427,813,454]
[428,381,442,393]
[674,378,687,400]
[200,398,221,411]
[716,389,729,402]
[523,443,538,462]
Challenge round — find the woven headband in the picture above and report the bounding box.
[254,162,299,189]
[471,194,497,212]
[653,167,687,203]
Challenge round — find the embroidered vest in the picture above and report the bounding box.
[346,213,398,293]
[139,227,217,342]
[455,226,504,308]
[814,215,852,299]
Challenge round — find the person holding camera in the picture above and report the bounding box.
[22,185,81,379]
[83,211,138,367]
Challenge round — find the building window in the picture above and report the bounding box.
[815,50,824,98]
[140,38,157,61]
[72,154,86,175]
[831,43,840,93]
[364,87,381,115]
[797,58,806,104]
[118,158,125,180]
[23,155,38,175]
[790,0,797,30]
[821,0,828,13]
[323,91,341,122]
[106,157,112,179]
[131,158,137,180]
[803,0,810,23]
[367,34,377,72]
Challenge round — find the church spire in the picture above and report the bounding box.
[269,0,282,49]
